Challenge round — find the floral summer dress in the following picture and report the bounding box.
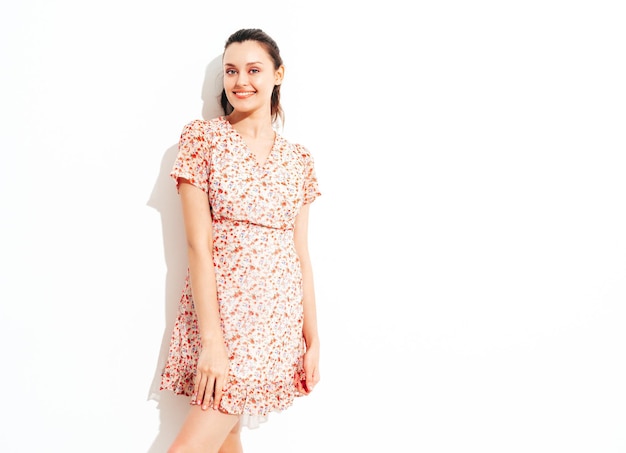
[160,117,320,428]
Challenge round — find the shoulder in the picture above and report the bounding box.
[279,135,314,161]
[296,143,313,159]
[294,142,316,169]
[179,118,236,150]
[181,117,225,136]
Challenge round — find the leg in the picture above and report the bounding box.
[168,406,240,453]
[218,419,243,453]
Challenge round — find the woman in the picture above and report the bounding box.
[160,28,321,453]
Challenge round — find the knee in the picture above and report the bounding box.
[218,424,243,453]
[167,444,185,453]
[228,420,242,436]
[167,442,196,453]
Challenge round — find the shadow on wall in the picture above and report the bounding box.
[145,54,224,453]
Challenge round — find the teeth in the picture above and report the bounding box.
[236,91,254,95]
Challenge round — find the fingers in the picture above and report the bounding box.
[296,379,308,395]
[306,368,320,393]
[191,371,226,410]
[202,376,217,410]
[191,372,207,406]
[294,366,319,395]
[213,375,225,410]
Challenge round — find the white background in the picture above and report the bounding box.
[1,1,625,452]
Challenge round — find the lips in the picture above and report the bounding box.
[233,91,256,98]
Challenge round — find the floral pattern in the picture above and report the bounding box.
[160,117,320,426]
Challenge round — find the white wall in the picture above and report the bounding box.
[2,1,625,452]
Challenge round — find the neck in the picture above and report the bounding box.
[226,111,274,139]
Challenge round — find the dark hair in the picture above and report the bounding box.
[220,28,284,125]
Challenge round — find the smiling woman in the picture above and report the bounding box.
[158,28,322,453]
[220,29,285,127]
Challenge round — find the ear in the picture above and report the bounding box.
[275,65,285,85]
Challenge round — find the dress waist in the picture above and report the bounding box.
[212,216,293,231]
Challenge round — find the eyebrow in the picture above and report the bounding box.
[224,61,265,67]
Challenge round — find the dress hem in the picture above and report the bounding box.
[158,386,296,429]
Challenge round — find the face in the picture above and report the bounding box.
[223,40,284,116]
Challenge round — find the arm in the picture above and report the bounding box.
[293,203,320,394]
[178,180,229,410]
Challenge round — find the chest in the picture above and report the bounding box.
[206,135,306,224]
[240,135,275,167]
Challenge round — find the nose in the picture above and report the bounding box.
[236,72,249,86]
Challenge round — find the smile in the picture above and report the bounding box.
[234,91,256,97]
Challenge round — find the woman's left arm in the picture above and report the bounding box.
[294,203,320,394]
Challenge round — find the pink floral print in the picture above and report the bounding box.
[160,117,320,425]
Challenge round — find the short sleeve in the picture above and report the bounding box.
[170,120,210,193]
[299,145,321,205]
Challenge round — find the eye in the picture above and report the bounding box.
[225,69,237,75]
[249,68,260,74]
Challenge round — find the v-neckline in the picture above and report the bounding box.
[222,116,278,168]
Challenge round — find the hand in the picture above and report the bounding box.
[296,342,320,395]
[191,340,230,410]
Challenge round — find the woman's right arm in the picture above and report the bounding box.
[178,180,229,411]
